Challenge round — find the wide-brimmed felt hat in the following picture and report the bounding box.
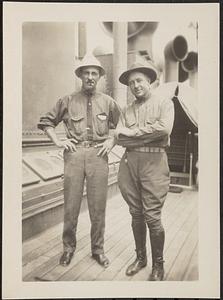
[75,53,105,78]
[119,60,158,85]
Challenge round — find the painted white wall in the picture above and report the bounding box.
[86,21,113,54]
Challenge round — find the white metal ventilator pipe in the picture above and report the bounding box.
[182,51,198,89]
[164,35,188,82]
[112,22,128,109]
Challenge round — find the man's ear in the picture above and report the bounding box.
[78,67,83,77]
[147,77,152,84]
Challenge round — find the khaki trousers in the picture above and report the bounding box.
[63,147,109,254]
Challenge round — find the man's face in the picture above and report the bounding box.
[128,71,151,99]
[80,66,101,92]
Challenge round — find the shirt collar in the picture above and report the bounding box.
[81,88,97,97]
[134,91,151,105]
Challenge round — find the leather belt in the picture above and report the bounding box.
[127,147,165,153]
[76,140,104,148]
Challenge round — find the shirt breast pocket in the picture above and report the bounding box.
[71,115,84,135]
[95,113,108,136]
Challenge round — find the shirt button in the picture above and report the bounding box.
[88,102,91,106]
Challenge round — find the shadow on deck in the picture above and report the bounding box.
[22,189,198,281]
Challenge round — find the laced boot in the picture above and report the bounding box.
[148,229,165,281]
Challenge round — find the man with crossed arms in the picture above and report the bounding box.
[115,60,174,281]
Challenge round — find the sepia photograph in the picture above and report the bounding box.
[3,2,220,299]
[22,19,199,282]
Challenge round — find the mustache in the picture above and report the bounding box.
[86,79,95,84]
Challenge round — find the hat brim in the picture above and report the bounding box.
[75,65,105,78]
[119,67,157,86]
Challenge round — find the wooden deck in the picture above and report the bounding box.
[22,189,198,281]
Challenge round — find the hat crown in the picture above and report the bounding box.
[78,53,103,69]
[129,60,156,72]
[119,59,158,86]
[75,53,105,77]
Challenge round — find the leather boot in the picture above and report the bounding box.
[126,220,147,276]
[148,230,165,281]
[126,248,147,276]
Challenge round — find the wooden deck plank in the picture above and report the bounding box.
[164,208,198,280]
[36,208,130,281]
[76,191,179,281]
[22,220,84,257]
[57,220,132,281]
[78,191,192,280]
[164,197,197,250]
[23,254,61,281]
[109,192,181,281]
[22,193,124,260]
[76,244,132,281]
[23,191,190,280]
[115,194,184,281]
[23,221,95,266]
[129,190,196,281]
[23,211,127,281]
[24,228,97,281]
[24,230,92,281]
[23,190,176,267]
[23,216,82,263]
[167,222,198,281]
[23,226,92,279]
[23,236,61,266]
[23,194,128,280]
[96,244,135,281]
[22,190,198,282]
[23,255,51,279]
[182,241,199,281]
[98,191,190,281]
[74,231,133,281]
[89,232,134,281]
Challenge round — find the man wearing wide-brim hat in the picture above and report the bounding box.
[115,60,174,281]
[38,53,121,268]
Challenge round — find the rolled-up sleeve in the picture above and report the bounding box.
[108,99,122,129]
[37,98,66,132]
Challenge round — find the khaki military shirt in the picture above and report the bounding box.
[117,93,174,148]
[38,89,121,142]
